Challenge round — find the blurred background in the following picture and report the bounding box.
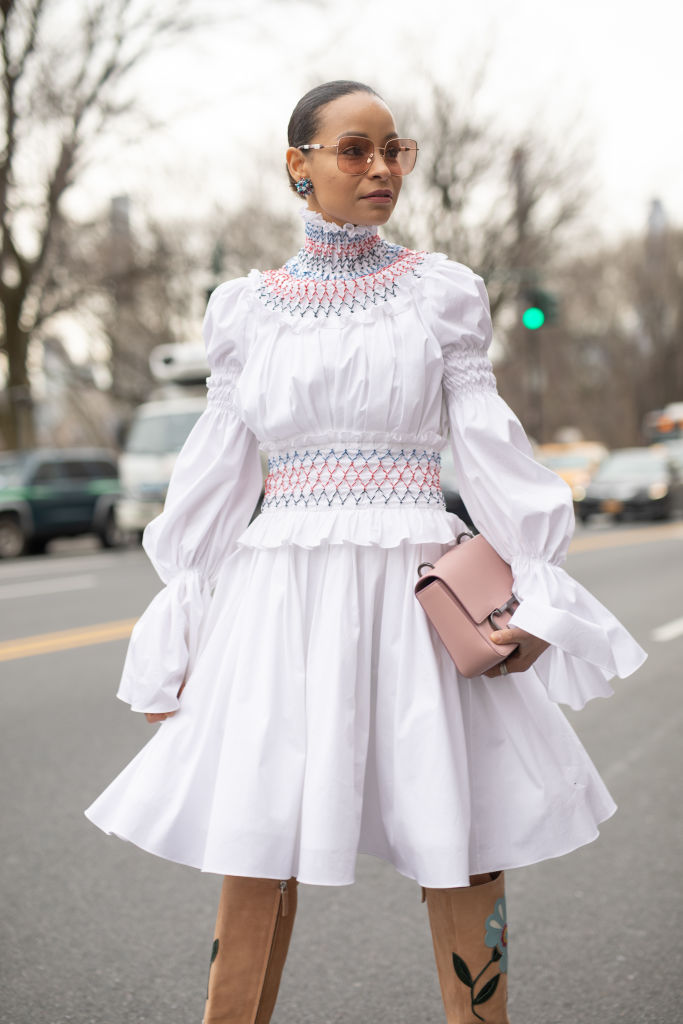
[2,0,683,550]
[2,0,682,454]
[3,2,683,528]
[2,0,682,559]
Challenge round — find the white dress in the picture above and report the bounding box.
[85,210,646,888]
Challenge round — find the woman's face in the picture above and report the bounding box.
[287,92,404,228]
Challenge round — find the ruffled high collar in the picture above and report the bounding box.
[299,207,379,241]
[288,208,401,280]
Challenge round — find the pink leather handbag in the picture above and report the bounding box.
[415,532,519,677]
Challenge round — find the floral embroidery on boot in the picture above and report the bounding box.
[206,938,219,999]
[451,896,508,1021]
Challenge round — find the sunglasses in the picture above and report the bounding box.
[298,136,419,176]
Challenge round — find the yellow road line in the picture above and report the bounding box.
[0,619,137,663]
[569,521,683,553]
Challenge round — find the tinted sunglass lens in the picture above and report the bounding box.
[383,142,403,171]
[337,137,373,173]
[335,137,418,175]
[392,141,418,174]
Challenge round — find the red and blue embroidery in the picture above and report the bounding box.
[257,218,427,319]
[262,447,446,510]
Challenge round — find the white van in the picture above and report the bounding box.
[115,342,267,538]
[115,393,208,537]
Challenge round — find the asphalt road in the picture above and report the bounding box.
[1,521,682,1024]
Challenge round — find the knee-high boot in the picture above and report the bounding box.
[423,872,510,1024]
[203,875,298,1024]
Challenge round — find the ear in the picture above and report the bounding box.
[286,146,310,185]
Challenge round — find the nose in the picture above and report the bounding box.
[368,148,391,177]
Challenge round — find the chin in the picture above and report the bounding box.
[355,204,395,226]
[317,201,396,228]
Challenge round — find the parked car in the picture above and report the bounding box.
[575,447,683,522]
[536,442,608,501]
[0,448,121,557]
[650,438,683,475]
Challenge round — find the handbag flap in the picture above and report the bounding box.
[425,535,514,624]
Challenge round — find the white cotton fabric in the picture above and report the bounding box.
[86,212,646,887]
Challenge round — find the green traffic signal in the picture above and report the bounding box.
[522,306,545,330]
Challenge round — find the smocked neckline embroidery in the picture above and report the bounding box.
[256,215,427,319]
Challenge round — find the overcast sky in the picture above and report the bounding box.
[75,0,682,240]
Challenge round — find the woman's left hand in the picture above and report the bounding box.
[485,628,550,678]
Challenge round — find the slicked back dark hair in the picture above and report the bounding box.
[286,80,382,194]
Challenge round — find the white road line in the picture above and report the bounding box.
[651,616,683,643]
[0,575,97,600]
[0,553,125,581]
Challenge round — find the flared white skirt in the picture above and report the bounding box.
[85,540,616,887]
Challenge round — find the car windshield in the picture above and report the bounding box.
[126,411,203,455]
[594,452,666,482]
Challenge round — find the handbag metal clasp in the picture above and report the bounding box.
[488,595,519,630]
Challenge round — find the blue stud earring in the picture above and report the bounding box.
[295,177,314,197]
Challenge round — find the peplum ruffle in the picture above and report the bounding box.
[236,505,463,551]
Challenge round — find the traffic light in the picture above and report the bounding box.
[522,288,558,329]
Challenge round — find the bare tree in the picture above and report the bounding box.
[0,0,195,449]
[501,207,683,449]
[96,198,197,410]
[390,81,593,317]
[388,79,595,439]
[623,204,683,414]
[204,202,300,288]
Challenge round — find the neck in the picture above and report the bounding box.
[287,210,402,280]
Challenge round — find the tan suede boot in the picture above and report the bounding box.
[203,875,298,1024]
[423,872,510,1024]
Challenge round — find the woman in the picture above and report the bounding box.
[86,81,646,1023]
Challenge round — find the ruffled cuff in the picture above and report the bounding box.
[507,556,647,710]
[117,570,212,713]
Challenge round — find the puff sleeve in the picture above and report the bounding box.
[424,259,646,709]
[117,279,264,713]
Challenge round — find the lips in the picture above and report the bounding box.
[362,190,393,201]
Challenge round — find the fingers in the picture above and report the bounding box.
[485,655,521,678]
[145,710,177,724]
[490,628,523,645]
[484,664,504,678]
[485,629,551,678]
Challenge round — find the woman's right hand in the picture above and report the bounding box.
[145,709,177,723]
[144,681,186,723]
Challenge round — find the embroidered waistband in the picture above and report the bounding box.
[261,447,446,511]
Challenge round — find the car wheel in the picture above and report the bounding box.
[0,515,26,558]
[98,509,123,549]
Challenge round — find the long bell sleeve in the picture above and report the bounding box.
[117,279,264,713]
[424,259,647,709]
